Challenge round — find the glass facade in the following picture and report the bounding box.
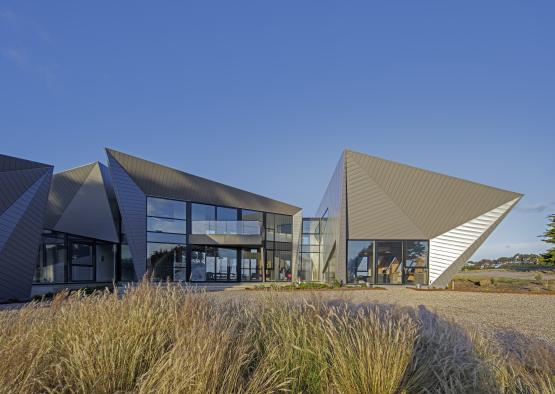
[147,243,186,281]
[265,213,293,281]
[241,248,262,281]
[347,240,429,285]
[190,246,241,282]
[33,231,117,284]
[299,218,320,281]
[347,240,374,284]
[191,203,260,235]
[34,232,66,283]
[146,197,187,280]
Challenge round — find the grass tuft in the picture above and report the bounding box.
[0,281,553,393]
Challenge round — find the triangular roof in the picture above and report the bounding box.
[0,154,52,301]
[45,162,119,242]
[106,148,301,216]
[344,150,522,239]
[0,154,52,216]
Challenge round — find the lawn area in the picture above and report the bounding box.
[0,283,553,393]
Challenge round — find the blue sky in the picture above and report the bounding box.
[1,2,553,260]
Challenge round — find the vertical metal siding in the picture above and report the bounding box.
[0,171,52,301]
[107,153,147,280]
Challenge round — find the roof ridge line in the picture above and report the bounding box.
[52,163,97,229]
[348,153,429,238]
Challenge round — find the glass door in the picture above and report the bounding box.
[216,248,238,281]
[241,248,262,281]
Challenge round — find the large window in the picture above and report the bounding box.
[190,245,215,281]
[265,213,293,281]
[190,246,239,282]
[34,232,66,283]
[34,231,118,284]
[216,247,237,281]
[147,197,187,244]
[347,240,374,284]
[265,213,292,243]
[404,241,429,285]
[346,240,429,285]
[299,218,320,282]
[147,197,186,220]
[241,248,262,281]
[265,248,292,281]
[147,243,186,281]
[146,197,188,281]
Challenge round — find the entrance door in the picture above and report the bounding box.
[240,248,262,281]
[375,241,403,284]
[216,248,238,281]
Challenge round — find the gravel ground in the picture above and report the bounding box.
[228,288,555,346]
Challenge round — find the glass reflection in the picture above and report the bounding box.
[147,243,186,281]
[147,197,186,219]
[375,241,403,285]
[404,240,429,285]
[241,248,262,281]
[147,217,186,234]
[347,240,374,284]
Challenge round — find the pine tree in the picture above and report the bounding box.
[539,214,555,264]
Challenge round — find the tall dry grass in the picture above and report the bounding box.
[0,282,553,393]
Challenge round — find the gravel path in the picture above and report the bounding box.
[300,288,555,345]
[224,288,555,346]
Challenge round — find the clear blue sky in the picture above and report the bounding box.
[1,2,553,260]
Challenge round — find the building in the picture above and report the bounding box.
[0,149,521,301]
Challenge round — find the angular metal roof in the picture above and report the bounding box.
[45,162,119,242]
[0,154,52,301]
[345,150,522,240]
[106,148,301,216]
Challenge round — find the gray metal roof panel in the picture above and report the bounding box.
[106,149,301,216]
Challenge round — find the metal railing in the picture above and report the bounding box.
[191,220,261,235]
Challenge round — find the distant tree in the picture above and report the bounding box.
[539,214,555,264]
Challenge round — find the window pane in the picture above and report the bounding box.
[120,244,135,281]
[72,265,94,281]
[216,248,237,281]
[147,232,187,243]
[404,240,429,285]
[241,248,262,281]
[266,249,291,281]
[217,206,237,221]
[347,240,374,284]
[191,247,206,281]
[35,238,66,283]
[242,209,263,222]
[147,197,186,219]
[147,243,185,281]
[191,203,216,221]
[71,243,92,266]
[302,219,319,234]
[147,217,187,234]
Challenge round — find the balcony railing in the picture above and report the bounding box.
[191,220,261,235]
